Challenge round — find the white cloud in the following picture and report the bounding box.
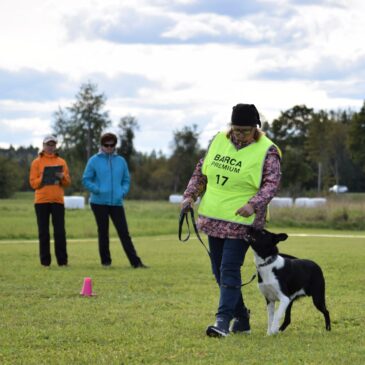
[0,118,52,148]
[0,0,364,154]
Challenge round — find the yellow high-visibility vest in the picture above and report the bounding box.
[198,132,281,225]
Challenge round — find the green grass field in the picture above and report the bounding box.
[1,192,365,241]
[1,233,364,364]
[0,193,183,240]
[0,194,365,364]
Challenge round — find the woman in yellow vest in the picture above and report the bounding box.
[182,104,282,337]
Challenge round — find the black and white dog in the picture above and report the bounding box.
[247,229,331,335]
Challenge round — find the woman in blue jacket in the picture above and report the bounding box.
[82,132,147,268]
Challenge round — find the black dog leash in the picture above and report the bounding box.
[178,207,257,287]
[241,273,256,287]
[178,207,211,257]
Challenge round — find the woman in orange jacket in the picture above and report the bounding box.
[29,135,71,266]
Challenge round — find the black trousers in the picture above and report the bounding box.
[90,203,142,267]
[34,203,68,266]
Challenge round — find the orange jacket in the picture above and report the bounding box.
[29,152,71,204]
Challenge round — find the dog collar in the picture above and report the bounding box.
[258,255,278,268]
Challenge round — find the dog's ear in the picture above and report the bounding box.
[273,233,288,244]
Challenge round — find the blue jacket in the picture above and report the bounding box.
[82,152,130,206]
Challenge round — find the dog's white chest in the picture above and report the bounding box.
[259,283,281,301]
[256,257,284,302]
[258,273,281,301]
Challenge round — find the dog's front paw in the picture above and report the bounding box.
[267,328,277,336]
[270,326,279,335]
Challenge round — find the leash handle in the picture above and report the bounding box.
[178,209,191,242]
[178,207,211,257]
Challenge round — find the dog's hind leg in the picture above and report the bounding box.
[266,300,275,335]
[312,295,331,331]
[311,279,331,331]
[279,300,293,332]
[324,309,331,331]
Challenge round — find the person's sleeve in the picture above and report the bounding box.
[121,159,130,197]
[183,158,207,201]
[29,160,42,190]
[82,159,99,194]
[249,146,282,211]
[60,161,71,187]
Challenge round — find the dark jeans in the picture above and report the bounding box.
[208,236,250,322]
[34,203,68,266]
[90,203,142,267]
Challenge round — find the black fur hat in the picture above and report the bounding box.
[231,104,261,127]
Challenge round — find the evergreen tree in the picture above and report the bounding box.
[0,156,23,198]
[53,82,112,191]
[269,105,313,153]
[0,145,38,192]
[117,115,139,171]
[53,82,111,163]
[267,105,314,194]
[348,101,365,173]
[169,124,202,193]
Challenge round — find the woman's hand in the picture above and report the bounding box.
[181,197,194,212]
[235,203,255,217]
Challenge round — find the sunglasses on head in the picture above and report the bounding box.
[103,143,116,148]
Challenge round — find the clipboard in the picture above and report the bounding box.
[42,165,63,185]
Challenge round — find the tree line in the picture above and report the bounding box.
[1,82,364,199]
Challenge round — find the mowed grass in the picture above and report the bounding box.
[1,192,365,240]
[0,233,364,364]
[0,193,182,240]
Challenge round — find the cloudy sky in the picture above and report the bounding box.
[1,0,364,154]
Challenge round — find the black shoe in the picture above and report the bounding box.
[206,318,229,338]
[133,262,149,268]
[230,311,251,334]
[206,325,229,337]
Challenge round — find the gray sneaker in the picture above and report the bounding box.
[206,318,229,338]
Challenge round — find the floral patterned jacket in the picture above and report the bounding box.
[183,132,281,239]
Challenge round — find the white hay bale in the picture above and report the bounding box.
[295,198,311,207]
[64,196,85,209]
[169,194,183,204]
[308,198,327,207]
[295,197,327,208]
[270,197,293,207]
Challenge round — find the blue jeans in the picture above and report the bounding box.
[208,236,250,323]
